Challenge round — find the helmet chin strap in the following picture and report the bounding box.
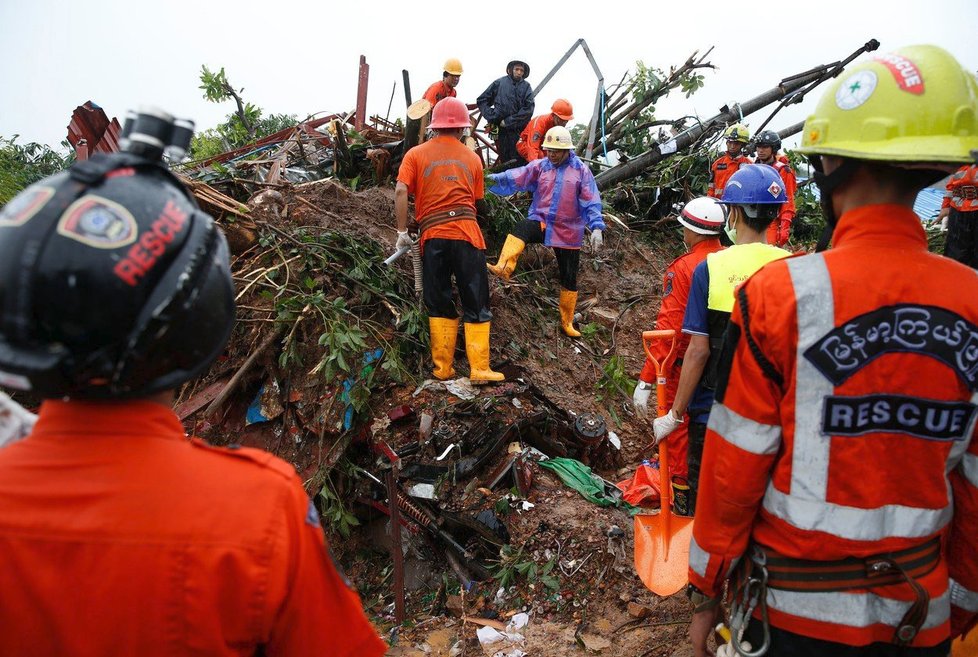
[811,158,859,252]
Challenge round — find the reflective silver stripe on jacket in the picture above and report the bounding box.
[766,587,950,630]
[689,534,740,581]
[708,403,782,455]
[787,255,834,501]
[760,254,955,540]
[950,578,978,612]
[762,482,952,540]
[689,534,709,578]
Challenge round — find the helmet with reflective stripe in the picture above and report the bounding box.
[542,126,574,150]
[724,123,750,143]
[755,130,782,151]
[551,99,574,121]
[797,45,978,167]
[429,97,471,129]
[677,197,726,235]
[0,151,234,399]
[443,58,463,76]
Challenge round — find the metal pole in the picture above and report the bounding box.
[385,467,405,624]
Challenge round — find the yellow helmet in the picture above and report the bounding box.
[443,58,464,76]
[724,123,750,143]
[797,45,978,165]
[543,126,574,150]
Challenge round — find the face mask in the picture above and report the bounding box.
[725,213,738,243]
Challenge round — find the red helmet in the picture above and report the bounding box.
[551,99,574,121]
[429,97,471,129]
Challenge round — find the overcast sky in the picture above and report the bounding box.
[1,0,974,153]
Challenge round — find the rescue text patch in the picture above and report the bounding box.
[823,394,977,441]
[805,304,978,390]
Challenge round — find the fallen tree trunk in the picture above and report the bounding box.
[594,39,879,190]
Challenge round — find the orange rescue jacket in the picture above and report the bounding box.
[0,400,387,657]
[516,113,556,162]
[689,205,978,647]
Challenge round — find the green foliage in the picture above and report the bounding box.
[190,65,298,161]
[595,355,636,404]
[492,544,559,591]
[0,136,74,204]
[784,150,825,248]
[317,473,361,538]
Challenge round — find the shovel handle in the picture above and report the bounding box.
[641,330,677,385]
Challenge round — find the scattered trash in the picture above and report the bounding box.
[539,457,634,509]
[607,431,621,450]
[443,378,479,400]
[407,483,436,500]
[476,613,529,657]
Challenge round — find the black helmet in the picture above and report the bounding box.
[506,60,530,79]
[0,148,235,399]
[755,130,782,151]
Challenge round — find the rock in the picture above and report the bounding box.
[446,595,465,617]
[627,601,653,619]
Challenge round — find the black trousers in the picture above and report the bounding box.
[422,238,492,323]
[745,618,951,657]
[512,219,581,291]
[944,208,978,268]
[496,129,526,169]
[687,419,707,513]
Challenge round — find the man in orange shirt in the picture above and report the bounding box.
[631,196,725,514]
[939,163,978,268]
[396,97,503,383]
[516,99,574,162]
[707,123,752,199]
[422,58,464,107]
[687,46,978,657]
[754,129,798,247]
[0,109,387,657]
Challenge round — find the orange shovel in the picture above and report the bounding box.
[634,329,694,596]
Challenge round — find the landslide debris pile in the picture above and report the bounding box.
[176,175,695,655]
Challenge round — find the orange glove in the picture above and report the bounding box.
[777,218,793,246]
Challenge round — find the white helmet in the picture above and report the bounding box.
[542,126,574,150]
[677,197,726,235]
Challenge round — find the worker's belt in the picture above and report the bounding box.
[951,185,978,200]
[754,536,941,645]
[417,207,477,233]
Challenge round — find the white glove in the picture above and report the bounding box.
[395,230,414,250]
[940,215,949,232]
[717,641,751,657]
[0,392,37,448]
[652,409,683,445]
[632,381,652,419]
[590,229,603,251]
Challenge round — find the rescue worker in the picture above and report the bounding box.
[707,123,752,199]
[516,99,574,162]
[754,129,798,247]
[0,110,387,657]
[477,59,535,169]
[652,164,789,513]
[686,45,978,657]
[939,163,978,268]
[396,97,503,383]
[632,197,725,515]
[422,57,464,107]
[486,125,604,337]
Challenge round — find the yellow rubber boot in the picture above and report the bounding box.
[429,317,459,380]
[559,289,582,337]
[463,322,505,384]
[487,235,526,281]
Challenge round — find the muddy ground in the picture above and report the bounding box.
[181,178,706,656]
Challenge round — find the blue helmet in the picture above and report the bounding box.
[720,164,787,219]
